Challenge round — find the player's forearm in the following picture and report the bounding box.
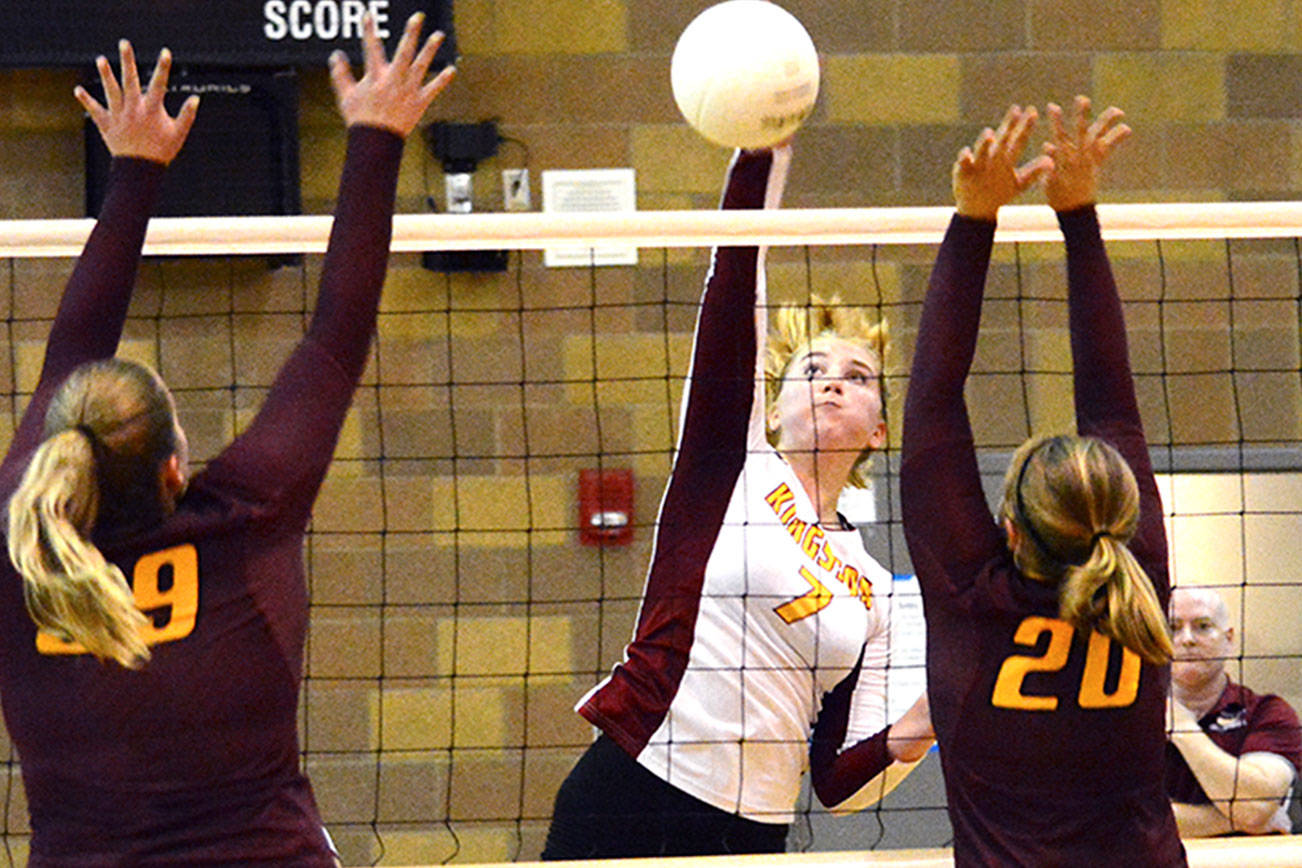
[824,755,925,815]
[309,126,403,380]
[900,217,1001,572]
[886,692,934,763]
[47,157,165,373]
[903,215,994,442]
[812,691,932,808]
[1060,205,1139,427]
[672,150,775,474]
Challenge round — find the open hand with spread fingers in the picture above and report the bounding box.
[330,12,456,138]
[73,40,199,165]
[952,104,1053,222]
[1042,96,1130,213]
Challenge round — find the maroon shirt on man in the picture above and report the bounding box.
[1166,681,1302,807]
[0,126,402,865]
[901,209,1187,866]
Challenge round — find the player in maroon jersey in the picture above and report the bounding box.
[0,16,451,865]
[900,97,1187,866]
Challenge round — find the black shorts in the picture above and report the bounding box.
[541,733,789,860]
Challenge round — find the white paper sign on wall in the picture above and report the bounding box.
[541,168,638,268]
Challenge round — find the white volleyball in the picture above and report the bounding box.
[670,0,820,149]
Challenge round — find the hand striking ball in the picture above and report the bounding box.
[670,0,819,150]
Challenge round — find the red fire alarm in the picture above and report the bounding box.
[578,468,634,547]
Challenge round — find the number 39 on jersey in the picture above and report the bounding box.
[991,615,1142,711]
[35,544,199,656]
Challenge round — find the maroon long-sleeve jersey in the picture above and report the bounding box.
[0,126,402,866]
[901,209,1187,866]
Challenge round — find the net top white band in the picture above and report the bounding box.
[5,201,1302,258]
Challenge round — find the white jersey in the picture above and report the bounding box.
[577,147,895,824]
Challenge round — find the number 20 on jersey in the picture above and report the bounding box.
[991,615,1141,711]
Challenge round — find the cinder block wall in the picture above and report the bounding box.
[0,2,1300,865]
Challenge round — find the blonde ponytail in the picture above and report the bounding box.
[7,428,149,668]
[5,357,181,669]
[1001,434,1172,665]
[1059,534,1173,665]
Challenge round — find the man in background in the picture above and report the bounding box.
[1166,586,1302,835]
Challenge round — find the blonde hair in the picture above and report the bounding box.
[1000,434,1173,665]
[764,294,889,488]
[7,359,179,668]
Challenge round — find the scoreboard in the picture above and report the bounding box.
[0,0,455,68]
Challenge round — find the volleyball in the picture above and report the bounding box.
[670,0,819,150]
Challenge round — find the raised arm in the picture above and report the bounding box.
[1045,98,1134,436]
[1043,98,1167,588]
[671,146,786,481]
[205,14,453,509]
[309,12,455,377]
[575,147,788,751]
[651,145,784,617]
[901,108,1050,597]
[1,42,197,477]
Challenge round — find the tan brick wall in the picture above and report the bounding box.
[0,2,1300,865]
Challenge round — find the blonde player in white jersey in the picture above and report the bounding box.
[542,141,933,859]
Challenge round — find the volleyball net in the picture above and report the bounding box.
[0,203,1299,867]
